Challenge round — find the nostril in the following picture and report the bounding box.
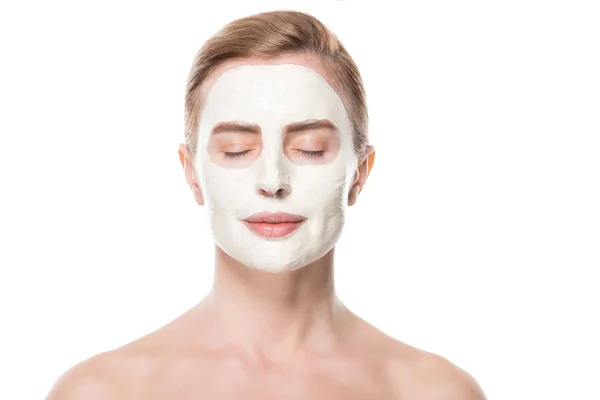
[257,185,291,198]
[276,188,290,197]
[258,188,274,197]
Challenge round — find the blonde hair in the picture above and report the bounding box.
[184,10,369,162]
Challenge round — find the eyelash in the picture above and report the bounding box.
[297,150,325,158]
[224,150,325,159]
[224,150,252,158]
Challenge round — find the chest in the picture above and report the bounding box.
[139,365,394,400]
[141,384,389,400]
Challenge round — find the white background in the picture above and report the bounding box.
[1,0,598,398]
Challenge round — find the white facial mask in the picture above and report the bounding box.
[195,63,358,273]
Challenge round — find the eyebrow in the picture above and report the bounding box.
[211,119,338,135]
[285,119,339,134]
[211,122,261,135]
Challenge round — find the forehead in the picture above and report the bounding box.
[199,63,350,130]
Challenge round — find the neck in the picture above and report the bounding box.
[199,245,354,363]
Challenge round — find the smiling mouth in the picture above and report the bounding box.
[242,211,307,238]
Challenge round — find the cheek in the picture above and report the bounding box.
[201,166,257,206]
[291,165,350,204]
[199,157,353,213]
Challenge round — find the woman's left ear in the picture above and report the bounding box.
[348,145,375,206]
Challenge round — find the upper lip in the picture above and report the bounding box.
[243,211,306,224]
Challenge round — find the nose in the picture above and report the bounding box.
[256,151,291,198]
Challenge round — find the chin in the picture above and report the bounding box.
[213,217,343,273]
[245,243,337,273]
[246,262,300,274]
[236,252,312,273]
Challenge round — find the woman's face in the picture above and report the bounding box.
[194,58,358,273]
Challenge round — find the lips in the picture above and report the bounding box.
[242,211,306,238]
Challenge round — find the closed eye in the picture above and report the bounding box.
[224,150,252,158]
[296,149,325,158]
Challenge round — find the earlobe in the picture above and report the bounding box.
[179,143,205,206]
[193,183,205,206]
[348,185,360,206]
[189,169,205,206]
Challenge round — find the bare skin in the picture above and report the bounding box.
[46,250,485,399]
[46,54,486,399]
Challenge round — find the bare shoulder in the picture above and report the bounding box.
[348,314,486,399]
[44,313,197,400]
[45,342,159,400]
[45,351,125,400]
[385,342,487,400]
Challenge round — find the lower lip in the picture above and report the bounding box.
[243,221,305,238]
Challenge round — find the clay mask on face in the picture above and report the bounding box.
[195,63,358,273]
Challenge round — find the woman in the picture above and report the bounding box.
[47,10,485,399]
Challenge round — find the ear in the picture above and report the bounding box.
[348,145,375,207]
[178,143,204,206]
